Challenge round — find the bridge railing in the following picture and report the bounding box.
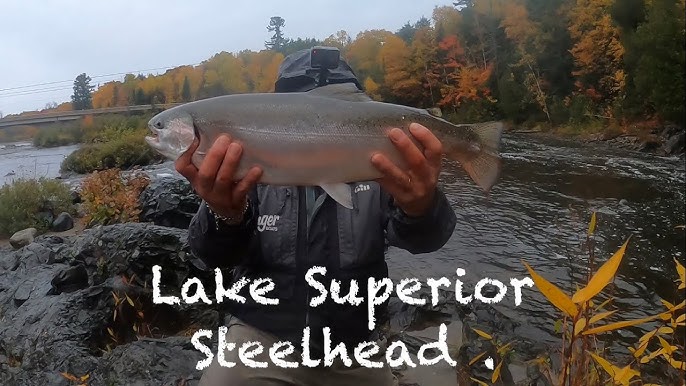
[0,103,182,124]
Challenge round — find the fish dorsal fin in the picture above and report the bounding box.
[307,83,372,102]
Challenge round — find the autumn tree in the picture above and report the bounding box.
[323,30,352,52]
[379,34,423,105]
[265,16,289,53]
[346,30,396,85]
[501,0,551,121]
[72,73,94,110]
[568,0,626,113]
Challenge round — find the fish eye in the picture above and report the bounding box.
[155,121,163,129]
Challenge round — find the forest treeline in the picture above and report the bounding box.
[26,0,686,129]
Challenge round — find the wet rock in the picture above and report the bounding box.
[51,212,74,232]
[13,278,34,306]
[637,135,661,153]
[15,243,54,268]
[70,189,81,204]
[0,223,217,385]
[660,125,682,139]
[662,131,685,155]
[0,252,19,271]
[35,211,54,227]
[139,175,201,229]
[50,264,89,294]
[9,228,37,249]
[89,337,202,386]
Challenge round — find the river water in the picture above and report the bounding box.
[388,134,685,360]
[0,142,80,186]
[1,136,684,363]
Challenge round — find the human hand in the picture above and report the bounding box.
[175,135,262,219]
[371,123,443,217]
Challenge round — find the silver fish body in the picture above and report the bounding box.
[146,83,502,208]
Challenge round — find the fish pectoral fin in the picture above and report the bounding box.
[307,83,372,102]
[319,183,353,209]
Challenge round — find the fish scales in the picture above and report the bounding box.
[145,83,503,208]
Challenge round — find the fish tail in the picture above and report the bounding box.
[444,121,503,192]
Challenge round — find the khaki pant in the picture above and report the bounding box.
[199,317,399,386]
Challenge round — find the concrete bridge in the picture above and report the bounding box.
[0,103,182,129]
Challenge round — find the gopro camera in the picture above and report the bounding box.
[310,46,340,70]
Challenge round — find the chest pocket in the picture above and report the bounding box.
[256,186,298,270]
[337,182,386,270]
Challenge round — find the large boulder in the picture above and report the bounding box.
[139,175,201,229]
[9,228,37,249]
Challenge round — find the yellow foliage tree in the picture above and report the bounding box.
[568,0,626,106]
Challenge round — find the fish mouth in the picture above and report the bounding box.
[144,127,162,148]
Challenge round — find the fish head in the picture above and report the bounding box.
[145,109,196,160]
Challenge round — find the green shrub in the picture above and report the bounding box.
[33,125,83,148]
[82,114,152,144]
[61,129,164,174]
[0,178,73,237]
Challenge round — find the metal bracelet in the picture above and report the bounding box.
[208,199,249,230]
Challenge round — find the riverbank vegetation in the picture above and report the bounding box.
[79,168,150,227]
[59,114,163,174]
[0,178,73,237]
[516,214,685,385]
[0,168,150,237]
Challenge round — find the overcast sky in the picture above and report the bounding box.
[0,0,454,115]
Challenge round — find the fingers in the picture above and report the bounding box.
[232,166,263,204]
[196,136,231,196]
[388,128,427,172]
[409,123,443,167]
[371,124,443,217]
[214,142,243,192]
[175,138,200,182]
[372,154,412,196]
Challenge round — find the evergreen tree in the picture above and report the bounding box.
[181,76,192,102]
[265,16,289,53]
[71,73,94,110]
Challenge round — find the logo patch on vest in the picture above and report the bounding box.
[257,215,280,232]
[354,184,371,194]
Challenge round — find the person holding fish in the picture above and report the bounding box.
[149,46,502,385]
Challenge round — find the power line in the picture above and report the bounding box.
[0,85,74,99]
[0,63,203,93]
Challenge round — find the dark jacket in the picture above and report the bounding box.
[188,182,457,355]
[188,47,457,356]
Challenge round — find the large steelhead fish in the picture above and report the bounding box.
[145,83,503,209]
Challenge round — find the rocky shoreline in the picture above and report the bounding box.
[508,124,685,157]
[0,174,552,386]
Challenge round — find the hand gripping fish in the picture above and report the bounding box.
[145,83,503,209]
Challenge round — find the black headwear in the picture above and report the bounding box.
[274,48,363,93]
